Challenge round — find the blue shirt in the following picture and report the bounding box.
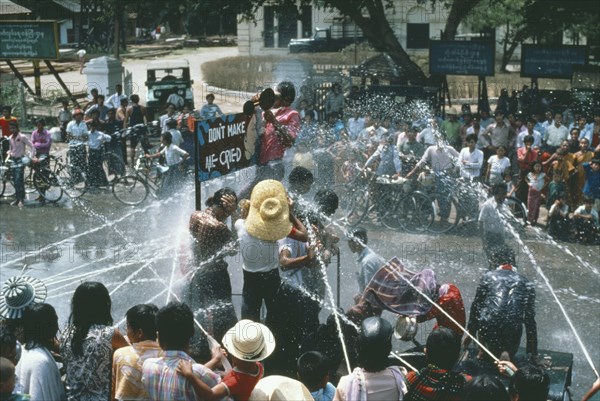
[365,144,402,176]
[200,103,223,120]
[311,382,336,401]
[583,163,600,199]
[357,247,386,292]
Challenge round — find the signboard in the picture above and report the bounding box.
[0,21,59,60]
[195,113,259,183]
[429,40,495,76]
[521,45,587,79]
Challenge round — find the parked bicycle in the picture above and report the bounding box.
[334,164,433,233]
[1,154,62,203]
[111,150,167,205]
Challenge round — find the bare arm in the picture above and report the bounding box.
[279,247,315,271]
[176,360,228,401]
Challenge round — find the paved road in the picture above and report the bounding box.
[24,47,245,115]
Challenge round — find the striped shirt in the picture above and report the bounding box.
[142,350,224,401]
[405,366,470,401]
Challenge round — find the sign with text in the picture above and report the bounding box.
[429,40,495,76]
[521,45,587,79]
[195,113,258,183]
[0,21,59,60]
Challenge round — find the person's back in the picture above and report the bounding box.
[509,364,549,401]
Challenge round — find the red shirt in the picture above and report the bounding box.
[421,284,466,336]
[0,116,18,137]
[222,362,263,401]
[517,146,539,171]
[259,107,300,164]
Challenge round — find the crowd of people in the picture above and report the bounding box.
[2,81,599,401]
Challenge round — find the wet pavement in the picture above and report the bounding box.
[1,170,598,398]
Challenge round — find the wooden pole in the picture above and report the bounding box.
[44,61,81,108]
[32,60,41,97]
[4,61,35,95]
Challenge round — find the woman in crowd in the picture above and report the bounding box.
[59,282,127,401]
[16,303,66,401]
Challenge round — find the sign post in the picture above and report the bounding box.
[0,21,59,60]
[194,113,259,210]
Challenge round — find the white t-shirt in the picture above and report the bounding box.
[76,49,86,58]
[487,155,511,177]
[278,237,307,289]
[478,197,507,235]
[169,129,183,146]
[159,144,187,166]
[458,147,484,178]
[334,368,407,401]
[16,346,67,401]
[574,206,599,225]
[235,220,280,273]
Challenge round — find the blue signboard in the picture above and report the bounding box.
[521,45,587,79]
[429,40,495,76]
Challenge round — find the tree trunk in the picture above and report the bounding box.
[501,27,531,71]
[442,0,483,40]
[329,0,427,85]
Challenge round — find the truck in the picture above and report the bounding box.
[288,27,360,53]
[145,59,194,120]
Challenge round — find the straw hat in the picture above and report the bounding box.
[249,376,313,401]
[0,276,47,319]
[447,107,459,116]
[222,319,275,362]
[245,180,291,242]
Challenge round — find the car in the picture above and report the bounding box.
[288,28,358,53]
[145,59,194,120]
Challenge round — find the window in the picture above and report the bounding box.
[407,23,429,49]
[301,6,312,38]
[264,6,274,48]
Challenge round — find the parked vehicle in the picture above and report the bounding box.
[145,59,194,119]
[288,27,360,53]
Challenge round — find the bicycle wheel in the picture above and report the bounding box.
[24,165,37,194]
[343,188,370,226]
[505,196,527,223]
[399,191,435,233]
[378,191,403,230]
[112,175,148,205]
[56,164,87,198]
[103,152,127,183]
[428,196,459,234]
[34,170,63,203]
[1,176,16,198]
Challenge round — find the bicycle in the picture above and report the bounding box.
[111,151,167,205]
[54,145,88,199]
[335,165,434,233]
[0,155,62,203]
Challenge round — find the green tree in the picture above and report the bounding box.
[466,0,600,71]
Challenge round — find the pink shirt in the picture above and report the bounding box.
[31,129,52,155]
[259,107,300,164]
[8,133,34,158]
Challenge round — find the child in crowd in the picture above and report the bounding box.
[0,357,28,401]
[177,319,274,401]
[526,162,546,225]
[572,197,600,244]
[547,193,570,241]
[297,351,335,401]
[573,138,594,207]
[486,146,511,185]
[546,171,566,209]
[87,121,112,187]
[504,170,516,198]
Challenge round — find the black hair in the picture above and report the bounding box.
[130,94,140,103]
[120,98,128,105]
[36,118,45,125]
[277,81,296,104]
[68,282,113,356]
[350,227,368,245]
[166,119,178,129]
[126,304,159,341]
[297,351,328,390]
[166,103,176,109]
[90,88,99,95]
[97,94,105,100]
[425,327,461,370]
[509,364,550,401]
[490,246,516,266]
[205,187,237,208]
[156,302,194,350]
[524,135,534,144]
[0,326,16,357]
[22,303,59,351]
[465,133,478,143]
[314,189,339,217]
[2,106,12,113]
[289,166,314,187]
[491,182,507,196]
[357,317,393,372]
[584,197,594,204]
[462,375,510,401]
[162,131,173,145]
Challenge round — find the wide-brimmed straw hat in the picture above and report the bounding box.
[249,376,313,401]
[0,276,47,319]
[245,180,291,242]
[222,319,275,362]
[447,107,459,115]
